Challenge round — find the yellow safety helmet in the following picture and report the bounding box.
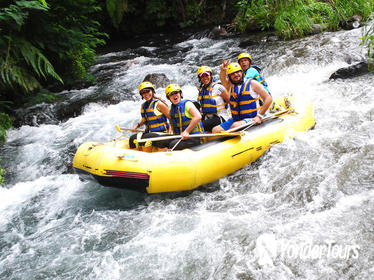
[226,62,242,75]
[165,83,182,97]
[238,52,252,62]
[197,66,213,77]
[138,81,155,94]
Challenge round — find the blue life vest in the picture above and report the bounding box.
[244,66,270,93]
[170,100,204,135]
[230,78,262,121]
[141,99,169,132]
[198,80,228,115]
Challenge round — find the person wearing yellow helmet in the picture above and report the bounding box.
[152,83,204,150]
[197,65,231,132]
[237,52,270,93]
[129,81,171,152]
[211,59,273,133]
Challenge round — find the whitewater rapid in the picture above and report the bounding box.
[1,27,373,279]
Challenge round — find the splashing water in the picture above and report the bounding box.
[1,28,373,279]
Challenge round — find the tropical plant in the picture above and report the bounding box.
[0,0,108,96]
[31,0,108,83]
[0,0,62,93]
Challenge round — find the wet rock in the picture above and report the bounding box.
[310,24,327,35]
[187,26,232,40]
[329,61,370,80]
[143,73,170,88]
[341,15,362,30]
[266,35,279,42]
[12,91,118,127]
[208,26,228,39]
[238,39,259,48]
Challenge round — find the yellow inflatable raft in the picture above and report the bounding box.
[73,94,315,193]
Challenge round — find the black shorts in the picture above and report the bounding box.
[168,138,201,150]
[129,132,164,149]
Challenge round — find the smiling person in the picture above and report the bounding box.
[153,83,205,150]
[212,60,272,133]
[129,81,170,152]
[197,66,231,132]
[237,52,270,94]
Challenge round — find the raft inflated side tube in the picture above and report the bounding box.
[72,94,316,194]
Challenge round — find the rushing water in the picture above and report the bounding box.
[1,27,373,279]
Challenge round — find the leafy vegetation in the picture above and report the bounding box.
[235,0,374,39]
[0,112,11,186]
[0,1,60,93]
[104,0,238,35]
[361,20,374,69]
[0,0,107,96]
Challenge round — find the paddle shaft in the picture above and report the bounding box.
[227,109,291,133]
[121,128,145,133]
[116,124,144,133]
[135,132,242,143]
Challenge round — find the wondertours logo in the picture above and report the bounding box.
[255,234,360,265]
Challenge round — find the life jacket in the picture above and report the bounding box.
[198,80,228,115]
[244,66,270,92]
[170,100,204,135]
[230,78,262,121]
[141,99,169,133]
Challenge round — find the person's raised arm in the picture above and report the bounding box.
[219,86,231,103]
[220,58,231,92]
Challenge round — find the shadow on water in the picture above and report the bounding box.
[73,182,149,212]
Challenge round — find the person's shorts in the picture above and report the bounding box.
[202,114,222,132]
[219,118,234,130]
[129,132,165,149]
[219,118,252,130]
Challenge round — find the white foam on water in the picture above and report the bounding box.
[1,26,374,279]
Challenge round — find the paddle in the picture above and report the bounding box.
[115,124,145,133]
[169,138,183,151]
[226,108,292,133]
[135,131,243,144]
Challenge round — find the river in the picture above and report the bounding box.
[0,27,373,279]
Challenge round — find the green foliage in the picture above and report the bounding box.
[106,0,238,33]
[106,0,128,29]
[305,1,336,26]
[0,159,5,186]
[0,112,12,142]
[36,0,107,81]
[0,110,8,186]
[235,0,374,39]
[274,1,314,39]
[235,0,274,31]
[0,0,62,92]
[361,21,374,70]
[0,0,108,97]
[23,89,64,107]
